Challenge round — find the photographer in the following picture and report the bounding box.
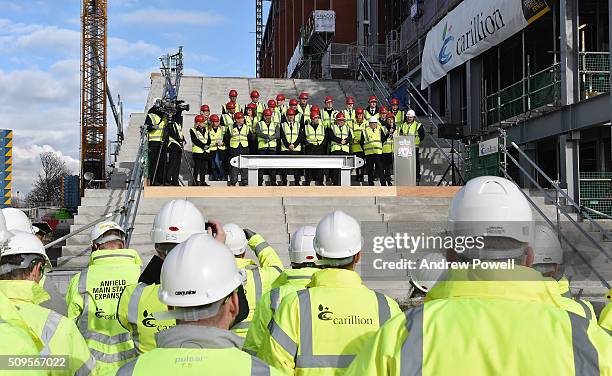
[165,111,186,186]
[145,99,168,186]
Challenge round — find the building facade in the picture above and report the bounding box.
[0,129,12,208]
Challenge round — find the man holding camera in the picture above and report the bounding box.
[145,99,168,186]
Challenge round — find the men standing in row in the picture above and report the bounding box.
[207,114,226,181]
[225,112,249,186]
[256,109,280,186]
[321,96,338,128]
[190,115,210,186]
[280,108,303,186]
[223,90,242,114]
[350,108,367,183]
[361,117,387,186]
[303,109,327,186]
[297,92,311,120]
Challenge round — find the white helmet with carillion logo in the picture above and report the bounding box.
[155,234,247,321]
[313,211,362,266]
[289,226,317,265]
[150,200,207,244]
[223,223,248,256]
[447,176,533,259]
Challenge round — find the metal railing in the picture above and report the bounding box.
[579,52,610,99]
[499,136,611,289]
[483,63,561,127]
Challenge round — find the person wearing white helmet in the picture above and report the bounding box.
[146,96,168,186]
[360,116,389,186]
[116,234,284,376]
[223,223,283,337]
[244,225,320,354]
[345,176,611,376]
[399,109,425,182]
[258,211,401,375]
[116,200,248,354]
[0,230,97,375]
[407,252,447,298]
[65,221,141,374]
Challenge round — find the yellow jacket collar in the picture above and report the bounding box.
[307,268,363,288]
[89,248,142,266]
[235,257,256,269]
[426,265,562,305]
[271,267,318,289]
[0,280,50,305]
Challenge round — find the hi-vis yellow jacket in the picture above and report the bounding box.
[257,268,401,375]
[231,234,283,337]
[344,266,612,376]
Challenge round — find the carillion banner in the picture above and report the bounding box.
[420,0,549,89]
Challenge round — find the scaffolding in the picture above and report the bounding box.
[256,0,263,77]
[579,52,611,100]
[80,0,107,193]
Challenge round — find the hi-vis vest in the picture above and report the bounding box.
[247,102,265,121]
[229,124,250,149]
[208,126,226,151]
[365,107,379,119]
[190,127,207,154]
[257,121,278,150]
[246,116,257,133]
[304,121,325,146]
[321,109,338,128]
[147,113,166,142]
[223,102,242,114]
[401,121,422,146]
[117,283,175,354]
[281,122,301,152]
[259,269,401,376]
[363,126,383,155]
[222,113,235,127]
[351,120,366,153]
[382,125,395,153]
[330,124,350,153]
[297,104,311,118]
[392,109,405,125]
[167,122,184,148]
[343,109,356,128]
[66,249,142,371]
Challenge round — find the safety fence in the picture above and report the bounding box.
[579,172,612,219]
[482,63,561,127]
[579,52,610,100]
[463,143,501,181]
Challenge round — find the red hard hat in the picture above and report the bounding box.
[263,108,273,117]
[310,111,320,119]
[276,94,285,101]
[229,90,238,97]
[267,99,276,108]
[380,106,388,114]
[346,96,355,104]
[368,95,377,103]
[250,90,260,98]
[355,107,364,115]
[226,102,236,110]
[386,112,395,119]
[200,104,210,112]
[195,115,205,123]
[298,92,309,100]
[287,108,297,116]
[234,112,244,120]
[390,98,400,105]
[336,112,346,120]
[325,96,333,103]
[311,105,320,113]
[289,99,298,106]
[209,114,220,122]
[246,103,257,109]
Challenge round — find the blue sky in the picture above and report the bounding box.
[0,0,268,195]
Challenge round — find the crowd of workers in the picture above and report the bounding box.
[0,176,611,375]
[146,90,426,187]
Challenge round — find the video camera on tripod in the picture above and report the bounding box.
[156,98,190,117]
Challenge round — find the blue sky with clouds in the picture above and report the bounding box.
[0,0,268,195]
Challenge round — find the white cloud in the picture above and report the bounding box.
[12,144,79,194]
[108,38,163,61]
[11,26,80,56]
[116,8,227,26]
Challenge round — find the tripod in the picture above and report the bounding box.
[437,138,465,186]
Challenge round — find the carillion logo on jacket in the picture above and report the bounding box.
[317,304,373,325]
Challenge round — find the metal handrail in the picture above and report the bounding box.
[582,206,612,221]
[358,53,391,107]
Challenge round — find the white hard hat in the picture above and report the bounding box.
[533,224,563,265]
[409,253,447,293]
[90,221,126,245]
[313,211,362,266]
[289,226,317,264]
[369,116,378,123]
[3,208,35,234]
[223,223,248,256]
[448,176,533,259]
[406,110,416,117]
[0,230,51,275]
[150,200,207,244]
[156,234,247,321]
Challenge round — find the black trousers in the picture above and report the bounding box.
[381,152,393,185]
[229,148,247,185]
[166,144,182,186]
[365,154,383,185]
[354,151,365,181]
[330,150,349,185]
[305,144,325,185]
[415,147,421,182]
[192,154,208,185]
[147,141,166,186]
[258,148,277,185]
[281,150,302,185]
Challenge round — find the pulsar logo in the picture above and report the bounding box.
[438,23,454,65]
[317,304,373,325]
[317,304,333,321]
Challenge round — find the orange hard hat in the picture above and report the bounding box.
[386,112,395,119]
[390,98,400,105]
[336,112,346,120]
[368,95,377,103]
[267,99,276,108]
[276,94,285,101]
[355,107,364,115]
[325,96,333,103]
[246,103,257,109]
[289,99,298,106]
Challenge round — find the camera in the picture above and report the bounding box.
[157,98,190,115]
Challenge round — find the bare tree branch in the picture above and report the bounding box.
[26,152,72,206]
